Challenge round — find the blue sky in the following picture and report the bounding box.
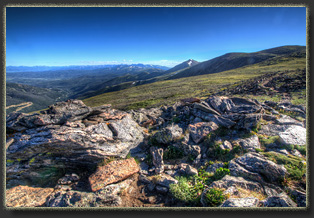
[6,7,306,67]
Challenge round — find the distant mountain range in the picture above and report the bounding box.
[6,64,169,73]
[6,45,306,113]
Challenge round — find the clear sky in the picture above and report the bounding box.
[6,7,306,67]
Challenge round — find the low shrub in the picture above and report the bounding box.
[169,176,202,206]
[169,165,231,206]
[163,146,184,160]
[203,188,227,207]
[212,167,230,181]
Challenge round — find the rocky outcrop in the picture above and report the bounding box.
[6,100,144,188]
[6,95,306,208]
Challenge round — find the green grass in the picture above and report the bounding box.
[203,188,228,207]
[291,89,306,106]
[259,135,281,147]
[169,166,230,206]
[82,57,305,110]
[262,151,306,181]
[234,94,283,104]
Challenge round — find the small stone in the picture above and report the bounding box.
[155,185,168,194]
[186,165,198,176]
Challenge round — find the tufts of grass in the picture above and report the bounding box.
[207,142,246,162]
[279,144,306,156]
[262,151,306,181]
[233,187,267,201]
[259,135,281,147]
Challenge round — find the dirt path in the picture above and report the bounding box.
[6,102,33,112]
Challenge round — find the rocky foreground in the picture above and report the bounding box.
[5,97,307,208]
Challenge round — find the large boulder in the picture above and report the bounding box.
[193,101,221,116]
[6,100,93,130]
[229,152,287,184]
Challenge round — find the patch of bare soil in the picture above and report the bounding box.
[118,175,164,207]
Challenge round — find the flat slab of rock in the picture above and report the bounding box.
[278,125,306,146]
[6,185,54,207]
[89,158,139,192]
[188,122,219,144]
[220,197,260,207]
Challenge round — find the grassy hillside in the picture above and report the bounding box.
[82,55,306,110]
[169,45,305,80]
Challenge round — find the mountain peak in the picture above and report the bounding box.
[184,59,198,66]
